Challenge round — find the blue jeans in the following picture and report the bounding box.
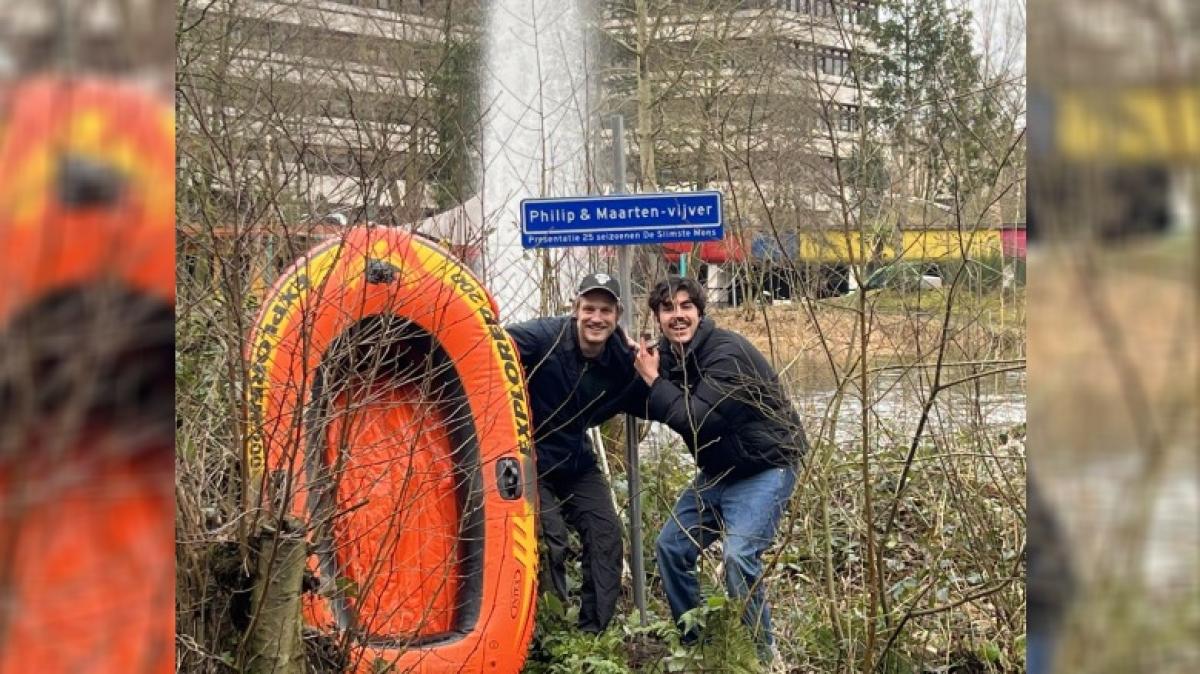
[1026,626,1060,674]
[656,465,797,648]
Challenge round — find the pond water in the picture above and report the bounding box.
[636,367,1026,456]
[1051,450,1199,594]
[790,367,1026,446]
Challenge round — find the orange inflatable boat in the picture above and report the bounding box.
[247,227,538,672]
[0,76,174,673]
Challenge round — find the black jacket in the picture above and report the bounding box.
[647,317,806,481]
[1027,474,1075,631]
[507,316,647,479]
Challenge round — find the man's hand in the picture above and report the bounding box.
[633,336,660,386]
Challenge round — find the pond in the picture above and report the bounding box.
[635,367,1026,456]
[790,367,1026,446]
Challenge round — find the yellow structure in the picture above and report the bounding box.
[1058,86,1200,163]
[793,228,1003,263]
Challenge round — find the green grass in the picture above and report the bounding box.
[821,284,1025,321]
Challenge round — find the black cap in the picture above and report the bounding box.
[577,272,621,302]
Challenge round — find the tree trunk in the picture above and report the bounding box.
[246,520,307,674]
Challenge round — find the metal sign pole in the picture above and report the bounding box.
[611,114,648,626]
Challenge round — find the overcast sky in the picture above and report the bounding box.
[966,0,1026,78]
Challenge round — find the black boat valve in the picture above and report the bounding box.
[365,259,398,284]
[496,458,522,500]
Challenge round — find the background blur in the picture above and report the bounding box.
[1,0,1196,672]
[0,1,174,672]
[1028,0,1198,672]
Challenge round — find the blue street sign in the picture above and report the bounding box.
[520,191,723,248]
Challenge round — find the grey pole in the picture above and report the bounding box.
[610,114,648,626]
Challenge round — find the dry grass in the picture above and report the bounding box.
[700,289,1025,372]
[1028,242,1197,459]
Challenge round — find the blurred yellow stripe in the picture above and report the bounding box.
[1058,87,1200,162]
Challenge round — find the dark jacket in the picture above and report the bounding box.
[1027,473,1075,632]
[647,317,806,481]
[507,316,647,479]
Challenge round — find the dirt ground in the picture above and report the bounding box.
[667,290,1024,384]
[1026,239,1197,461]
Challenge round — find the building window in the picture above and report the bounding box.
[779,1,874,25]
[855,2,877,25]
[328,0,408,10]
[818,47,850,77]
[838,104,861,133]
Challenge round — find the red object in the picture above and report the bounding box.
[328,383,460,636]
[0,77,174,674]
[0,76,175,322]
[662,237,746,264]
[248,228,538,673]
[0,440,174,674]
[1001,227,1027,258]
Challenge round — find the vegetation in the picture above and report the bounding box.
[556,405,1027,673]
[175,1,1029,672]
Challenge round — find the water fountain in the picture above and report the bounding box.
[481,0,593,321]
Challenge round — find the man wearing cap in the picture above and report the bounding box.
[506,273,647,633]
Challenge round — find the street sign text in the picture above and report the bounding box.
[521,191,723,248]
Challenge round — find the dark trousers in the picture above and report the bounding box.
[537,464,623,633]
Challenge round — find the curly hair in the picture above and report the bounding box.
[646,276,706,317]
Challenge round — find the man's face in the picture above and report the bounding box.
[656,289,701,346]
[573,290,620,351]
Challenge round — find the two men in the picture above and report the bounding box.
[633,276,807,660]
[507,273,647,633]
[511,273,805,660]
